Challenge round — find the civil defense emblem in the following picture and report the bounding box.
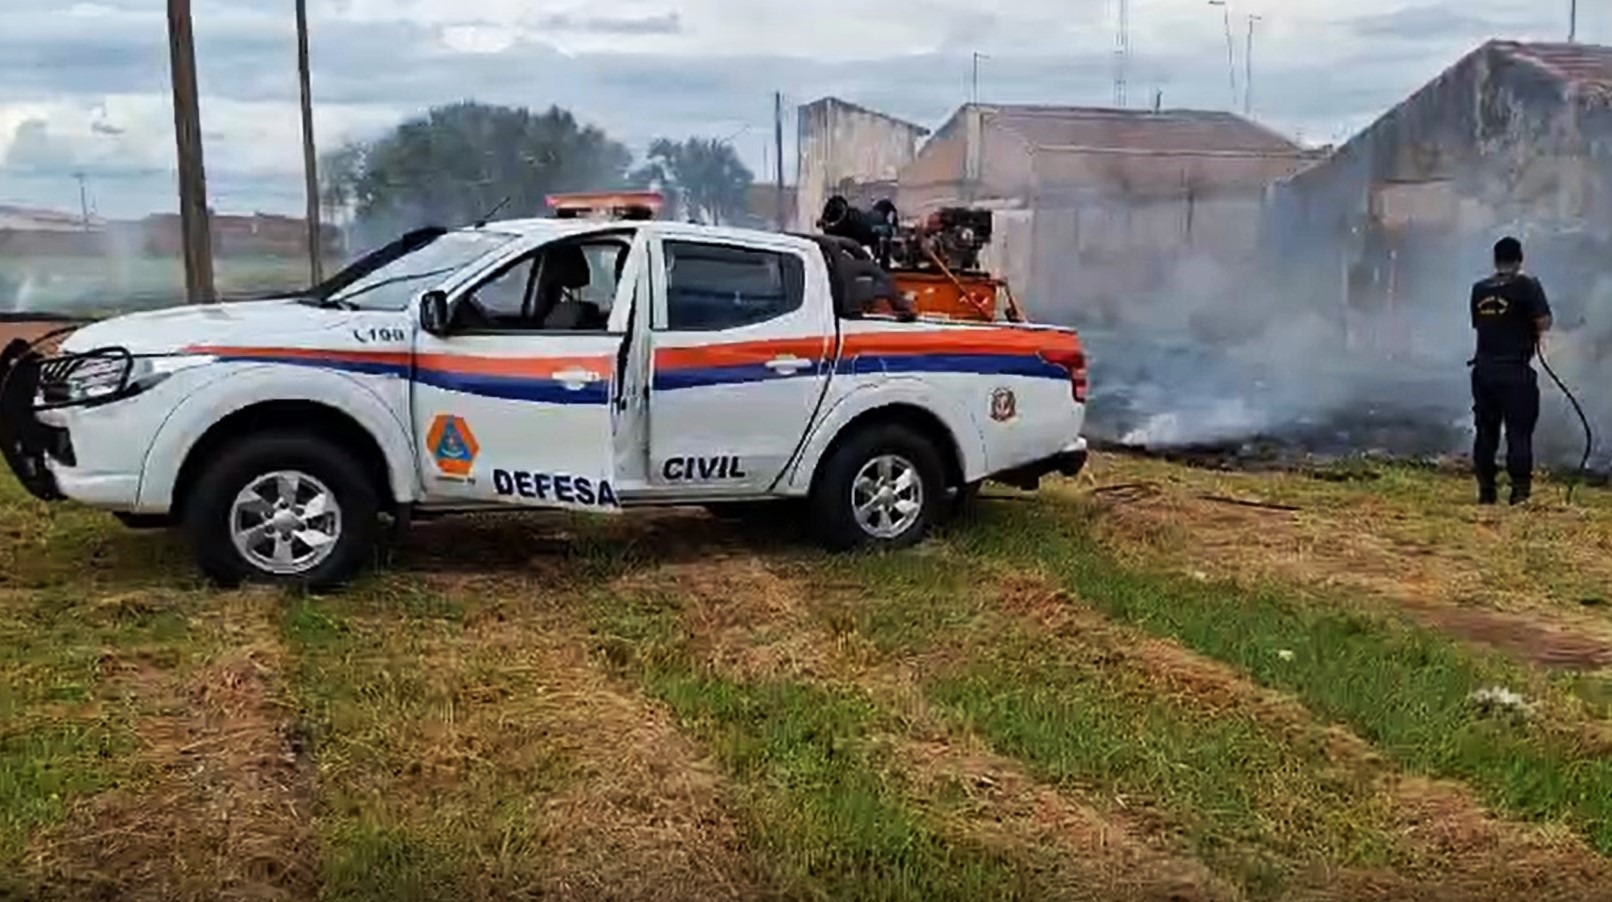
[990,387,1017,422]
[426,414,480,479]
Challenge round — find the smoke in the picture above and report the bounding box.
[1029,217,1609,471]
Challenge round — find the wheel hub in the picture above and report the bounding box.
[851,454,923,539]
[229,470,342,575]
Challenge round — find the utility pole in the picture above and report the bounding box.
[166,0,215,302]
[1113,0,1130,107]
[1245,14,1262,116]
[1208,1,1237,113]
[295,0,322,285]
[1570,0,1578,42]
[73,172,90,230]
[774,92,786,232]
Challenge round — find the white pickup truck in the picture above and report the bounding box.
[0,219,1088,586]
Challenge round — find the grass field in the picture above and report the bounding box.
[3,454,1611,900]
[1,255,316,317]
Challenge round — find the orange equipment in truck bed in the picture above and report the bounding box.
[816,197,1027,323]
[886,267,1026,323]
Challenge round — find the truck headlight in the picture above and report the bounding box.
[54,354,215,405]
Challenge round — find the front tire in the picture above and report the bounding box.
[809,423,945,551]
[183,432,380,588]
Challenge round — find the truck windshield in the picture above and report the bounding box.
[325,231,516,310]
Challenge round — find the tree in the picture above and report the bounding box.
[632,137,754,225]
[327,102,633,244]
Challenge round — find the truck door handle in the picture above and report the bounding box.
[554,368,601,390]
[765,355,812,376]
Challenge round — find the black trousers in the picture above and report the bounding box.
[1471,361,1539,487]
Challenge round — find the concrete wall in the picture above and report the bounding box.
[1266,40,1612,339]
[795,98,927,231]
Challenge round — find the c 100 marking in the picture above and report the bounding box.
[353,327,407,344]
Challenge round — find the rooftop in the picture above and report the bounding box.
[0,204,104,232]
[1496,40,1612,89]
[797,97,930,136]
[960,104,1303,155]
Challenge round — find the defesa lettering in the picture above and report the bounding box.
[662,456,747,482]
[493,469,618,507]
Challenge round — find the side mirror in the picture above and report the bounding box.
[419,290,449,336]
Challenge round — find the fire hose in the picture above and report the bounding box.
[1536,341,1594,505]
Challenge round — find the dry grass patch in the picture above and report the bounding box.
[28,595,316,902]
[955,521,1612,896]
[1068,454,1612,670]
[604,539,1233,900]
[892,734,1237,902]
[510,636,760,901]
[611,552,847,681]
[288,564,760,901]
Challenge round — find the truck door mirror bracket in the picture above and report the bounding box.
[419,291,450,336]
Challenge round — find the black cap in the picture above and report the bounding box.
[1494,236,1523,264]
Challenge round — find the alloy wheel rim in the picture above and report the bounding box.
[851,454,923,539]
[229,470,342,575]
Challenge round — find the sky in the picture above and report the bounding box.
[0,0,1596,219]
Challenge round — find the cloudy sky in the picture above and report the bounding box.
[0,0,1595,218]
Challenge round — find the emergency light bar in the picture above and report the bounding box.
[547,191,664,221]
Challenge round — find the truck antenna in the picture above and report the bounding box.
[473,196,512,228]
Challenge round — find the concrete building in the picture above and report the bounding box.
[1267,40,1612,356]
[794,97,928,232]
[736,183,797,232]
[892,104,1316,324]
[0,204,107,257]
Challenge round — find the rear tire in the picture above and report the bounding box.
[183,432,380,589]
[943,481,982,523]
[809,423,945,551]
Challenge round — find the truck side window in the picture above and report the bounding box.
[663,242,803,331]
[455,239,626,333]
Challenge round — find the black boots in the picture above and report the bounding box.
[1510,481,1532,506]
[1481,479,1531,506]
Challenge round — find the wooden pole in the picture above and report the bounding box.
[774,92,786,231]
[166,0,215,302]
[295,0,322,285]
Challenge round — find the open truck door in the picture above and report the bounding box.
[411,232,645,513]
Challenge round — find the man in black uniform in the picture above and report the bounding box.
[1469,237,1553,505]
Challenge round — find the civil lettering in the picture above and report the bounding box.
[661,456,747,482]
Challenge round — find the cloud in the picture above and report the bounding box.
[533,12,683,36]
[1347,5,1513,41]
[5,120,78,170]
[0,0,1604,216]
